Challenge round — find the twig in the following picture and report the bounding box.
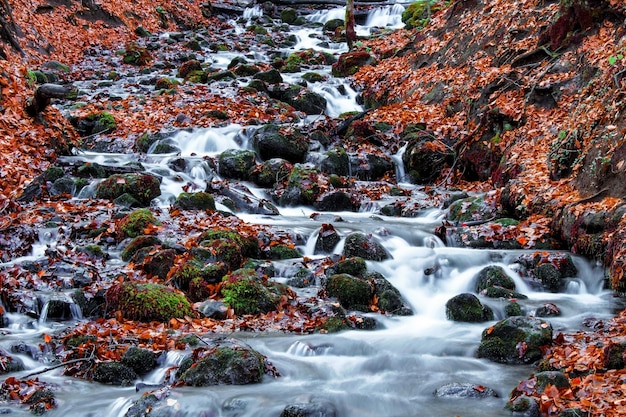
[24,348,95,378]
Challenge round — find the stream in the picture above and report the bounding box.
[0,3,620,416]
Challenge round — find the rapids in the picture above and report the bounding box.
[0,3,619,417]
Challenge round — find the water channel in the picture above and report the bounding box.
[0,2,620,416]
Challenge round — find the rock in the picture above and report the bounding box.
[105,282,193,322]
[209,182,278,215]
[325,273,372,312]
[447,194,497,224]
[603,340,626,369]
[280,401,337,417]
[323,18,344,32]
[445,293,494,322]
[475,265,516,292]
[120,235,162,262]
[331,51,375,77]
[280,7,298,24]
[402,129,454,184]
[117,208,160,239]
[267,83,327,115]
[314,223,341,254]
[0,349,25,374]
[477,316,553,364]
[328,257,367,277]
[320,147,350,176]
[368,271,413,315]
[253,68,283,84]
[136,248,176,280]
[534,371,570,393]
[286,267,316,288]
[278,165,324,206]
[173,191,216,210]
[179,341,266,386]
[221,268,288,315]
[313,190,358,212]
[350,153,394,181]
[505,396,540,417]
[121,347,158,375]
[504,301,524,316]
[218,149,256,180]
[342,232,391,261]
[198,299,229,319]
[72,111,117,136]
[535,302,561,317]
[267,244,301,260]
[93,362,138,386]
[251,124,309,164]
[249,158,293,187]
[433,382,498,398]
[96,173,161,206]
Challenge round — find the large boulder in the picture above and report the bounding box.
[105,282,193,322]
[445,293,494,322]
[477,316,553,364]
[342,232,391,261]
[96,173,161,206]
[218,149,256,180]
[251,124,310,163]
[221,268,288,315]
[249,158,293,187]
[178,340,266,386]
[268,84,327,115]
[278,165,324,206]
[402,129,454,184]
[325,273,372,312]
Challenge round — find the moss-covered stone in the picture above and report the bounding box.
[117,208,160,239]
[198,228,258,258]
[279,165,323,206]
[325,273,372,312]
[249,158,293,187]
[177,59,203,79]
[280,7,298,24]
[504,301,524,316]
[535,371,570,393]
[331,51,375,77]
[180,345,265,386]
[105,282,193,322]
[448,194,497,224]
[535,262,563,292]
[174,192,216,210]
[475,265,516,292]
[120,235,161,262]
[267,244,301,260]
[477,316,553,364]
[122,43,151,66]
[96,173,161,206]
[251,123,309,164]
[342,232,390,261]
[445,293,494,322]
[218,149,256,180]
[121,347,157,375]
[221,268,286,315]
[93,362,138,385]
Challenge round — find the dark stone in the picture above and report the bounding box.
[325,273,372,312]
[93,362,138,386]
[121,347,158,375]
[280,401,337,417]
[475,265,515,292]
[331,51,375,77]
[433,382,498,398]
[314,223,341,254]
[477,316,553,364]
[198,300,229,319]
[313,190,358,212]
[535,371,570,393]
[173,192,216,210]
[445,293,494,322]
[342,232,391,261]
[95,173,161,206]
[251,124,309,164]
[218,149,256,180]
[180,344,265,386]
[249,158,293,187]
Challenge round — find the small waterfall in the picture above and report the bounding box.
[287,340,333,356]
[38,293,83,324]
[364,4,406,29]
[243,5,264,20]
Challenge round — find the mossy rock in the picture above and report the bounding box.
[328,257,367,277]
[198,228,258,258]
[105,281,193,322]
[179,345,265,386]
[278,165,324,206]
[92,362,138,385]
[177,59,203,79]
[323,18,344,32]
[202,238,244,270]
[138,248,176,279]
[76,162,107,178]
[445,293,494,322]
[314,223,341,254]
[117,208,160,239]
[447,194,497,224]
[534,262,563,292]
[475,265,515,292]
[481,286,528,299]
[0,351,25,374]
[121,347,158,375]
[221,268,286,315]
[96,173,161,206]
[342,232,391,261]
[120,235,161,262]
[280,7,298,24]
[331,51,375,77]
[401,0,442,30]
[267,244,301,260]
[173,192,216,210]
[368,271,413,316]
[251,123,309,164]
[325,273,372,312]
[535,371,570,393]
[320,147,350,176]
[122,43,151,66]
[249,158,293,187]
[218,149,256,180]
[504,301,524,316]
[302,72,326,83]
[253,68,283,84]
[477,316,553,364]
[74,111,117,136]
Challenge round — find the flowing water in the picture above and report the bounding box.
[1,3,620,417]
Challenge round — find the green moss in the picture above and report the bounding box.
[320,316,349,333]
[180,346,265,386]
[118,208,160,239]
[332,257,367,277]
[475,265,515,292]
[174,192,216,210]
[326,273,372,311]
[44,166,64,182]
[105,281,193,322]
[122,43,152,66]
[121,235,161,261]
[401,1,442,30]
[63,334,97,348]
[221,268,283,315]
[199,228,257,257]
[267,244,301,260]
[95,173,161,205]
